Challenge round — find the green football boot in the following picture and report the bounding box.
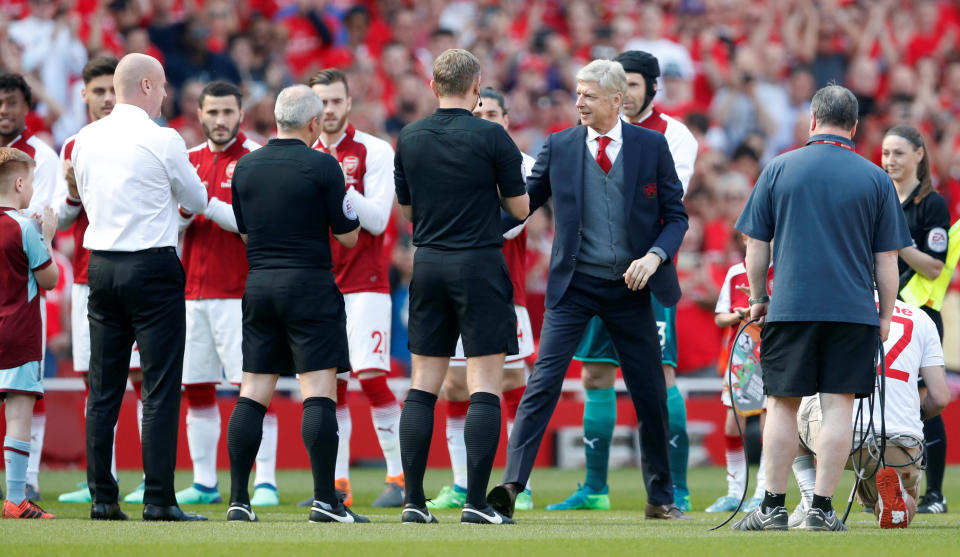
[545,484,610,510]
[58,482,92,503]
[175,484,223,504]
[426,485,466,509]
[123,481,146,504]
[515,488,534,511]
[250,484,280,507]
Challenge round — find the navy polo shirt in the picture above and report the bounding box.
[736,134,912,326]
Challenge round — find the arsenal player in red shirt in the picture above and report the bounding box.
[306,69,400,508]
[175,81,279,507]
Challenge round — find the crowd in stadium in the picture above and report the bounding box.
[0,0,957,527]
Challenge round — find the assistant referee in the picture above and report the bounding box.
[395,48,529,525]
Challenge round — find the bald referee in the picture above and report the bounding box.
[395,48,529,525]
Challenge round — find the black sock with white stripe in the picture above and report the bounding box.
[465,391,501,509]
[227,397,266,505]
[302,396,339,507]
[399,389,437,507]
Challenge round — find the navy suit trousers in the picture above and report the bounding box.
[503,271,673,505]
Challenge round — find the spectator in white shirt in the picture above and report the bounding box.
[72,53,208,523]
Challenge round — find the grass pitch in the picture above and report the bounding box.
[3,466,959,556]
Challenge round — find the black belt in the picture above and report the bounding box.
[92,246,176,255]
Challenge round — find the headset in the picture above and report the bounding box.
[710,319,892,530]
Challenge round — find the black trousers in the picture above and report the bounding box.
[503,272,673,505]
[86,249,185,506]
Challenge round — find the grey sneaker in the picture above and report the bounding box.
[226,502,258,522]
[371,481,404,508]
[731,506,788,531]
[788,500,810,529]
[24,484,41,502]
[804,507,847,531]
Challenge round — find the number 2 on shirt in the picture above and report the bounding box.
[881,316,912,383]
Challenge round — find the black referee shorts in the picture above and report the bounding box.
[242,269,350,375]
[408,247,519,358]
[760,321,878,398]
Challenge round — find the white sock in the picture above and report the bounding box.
[254,412,278,488]
[27,414,46,488]
[792,455,816,506]
[136,399,143,440]
[111,423,118,481]
[753,449,767,498]
[370,402,403,477]
[446,415,467,490]
[185,406,221,488]
[726,443,747,498]
[335,404,351,480]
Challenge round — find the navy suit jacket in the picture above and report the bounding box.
[522,122,688,309]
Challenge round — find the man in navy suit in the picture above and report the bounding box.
[487,59,690,520]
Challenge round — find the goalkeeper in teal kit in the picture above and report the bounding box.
[546,50,697,512]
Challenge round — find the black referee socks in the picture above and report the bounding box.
[227,396,267,505]
[399,388,437,507]
[302,396,339,507]
[465,392,502,509]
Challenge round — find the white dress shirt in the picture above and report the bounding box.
[73,104,208,251]
[585,118,623,165]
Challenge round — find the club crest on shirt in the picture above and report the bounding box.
[343,196,357,220]
[644,183,657,198]
[225,161,237,181]
[342,155,360,175]
[928,227,948,252]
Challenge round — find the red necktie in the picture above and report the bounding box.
[596,136,612,173]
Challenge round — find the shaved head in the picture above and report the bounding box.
[114,54,167,118]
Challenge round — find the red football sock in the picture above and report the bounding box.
[447,399,469,419]
[184,383,217,409]
[336,379,349,408]
[359,374,396,408]
[502,386,525,422]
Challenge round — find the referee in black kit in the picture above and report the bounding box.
[395,48,530,525]
[224,84,366,524]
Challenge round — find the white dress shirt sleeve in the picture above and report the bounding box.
[346,138,394,236]
[164,129,208,215]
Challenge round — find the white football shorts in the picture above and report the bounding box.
[183,298,242,384]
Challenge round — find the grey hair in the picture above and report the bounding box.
[576,59,627,97]
[433,48,481,97]
[274,84,322,131]
[810,84,858,130]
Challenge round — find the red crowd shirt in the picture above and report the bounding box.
[313,124,394,295]
[182,133,260,300]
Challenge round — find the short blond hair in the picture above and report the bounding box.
[0,147,35,193]
[576,59,627,97]
[433,49,481,97]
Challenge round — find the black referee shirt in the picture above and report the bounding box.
[898,186,950,289]
[232,138,359,271]
[394,107,526,250]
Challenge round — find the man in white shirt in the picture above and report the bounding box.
[72,53,208,522]
[793,299,950,529]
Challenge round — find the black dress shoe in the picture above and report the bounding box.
[486,483,520,519]
[91,503,129,521]
[143,504,208,522]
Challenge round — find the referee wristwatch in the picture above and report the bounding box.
[748,295,770,306]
